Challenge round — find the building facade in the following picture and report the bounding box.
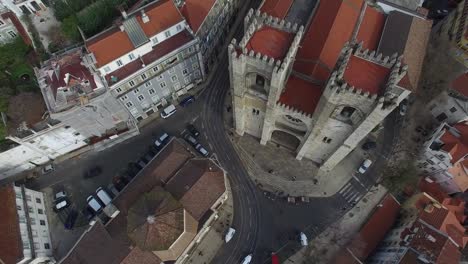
[0,0,47,17]
[433,0,468,67]
[84,0,205,122]
[230,0,415,170]
[179,0,241,71]
[0,5,18,44]
[0,184,54,264]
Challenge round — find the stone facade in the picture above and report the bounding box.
[229,9,410,170]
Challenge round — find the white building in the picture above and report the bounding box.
[429,72,468,125]
[0,0,46,17]
[0,184,54,264]
[0,5,19,44]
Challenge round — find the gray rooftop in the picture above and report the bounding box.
[123,17,149,48]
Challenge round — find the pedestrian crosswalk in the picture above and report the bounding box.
[337,177,367,205]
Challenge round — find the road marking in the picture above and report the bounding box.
[354,194,362,203]
[352,175,367,189]
[180,129,187,136]
[209,143,214,149]
[247,232,251,240]
[347,193,359,203]
[191,115,199,123]
[249,207,252,214]
[340,186,353,197]
[338,183,352,194]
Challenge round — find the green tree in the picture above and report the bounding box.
[61,16,80,41]
[381,162,419,195]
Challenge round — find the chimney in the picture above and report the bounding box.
[141,10,149,23]
[121,9,127,19]
[119,24,125,31]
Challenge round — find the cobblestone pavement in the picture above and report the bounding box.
[284,185,388,264]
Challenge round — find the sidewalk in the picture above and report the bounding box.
[283,185,388,264]
[180,180,234,264]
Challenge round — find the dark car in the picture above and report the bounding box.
[187,124,200,137]
[184,133,198,147]
[362,141,377,151]
[84,166,102,179]
[65,209,78,230]
[179,95,195,107]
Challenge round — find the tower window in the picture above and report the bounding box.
[340,106,356,118]
[255,75,265,86]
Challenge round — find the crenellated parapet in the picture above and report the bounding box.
[276,102,314,119]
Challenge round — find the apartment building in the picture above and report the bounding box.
[0,184,54,264]
[84,0,204,122]
[432,0,468,67]
[368,192,467,264]
[0,6,18,44]
[0,0,46,17]
[179,0,240,70]
[430,72,468,125]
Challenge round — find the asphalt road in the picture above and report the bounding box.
[23,1,402,263]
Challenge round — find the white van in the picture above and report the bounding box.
[86,196,102,213]
[96,187,112,206]
[160,104,176,119]
[300,232,308,246]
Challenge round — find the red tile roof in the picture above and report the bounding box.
[418,178,449,203]
[278,75,323,114]
[259,0,294,19]
[106,30,194,85]
[452,73,468,97]
[87,0,182,68]
[440,122,468,163]
[180,0,216,33]
[120,247,161,264]
[356,6,385,51]
[246,26,294,60]
[346,194,401,261]
[0,185,23,264]
[343,55,391,94]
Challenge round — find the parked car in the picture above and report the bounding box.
[195,144,209,157]
[361,141,377,151]
[184,133,198,147]
[225,227,236,243]
[42,164,55,174]
[299,232,308,246]
[179,95,195,107]
[84,166,102,179]
[65,209,78,230]
[187,124,200,137]
[54,198,70,212]
[96,187,113,206]
[154,132,170,149]
[137,159,147,168]
[241,254,253,264]
[54,191,67,201]
[160,104,176,119]
[358,159,372,174]
[399,99,408,116]
[108,184,120,196]
[86,196,102,213]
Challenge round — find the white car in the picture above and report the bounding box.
[55,191,67,201]
[225,227,236,243]
[300,232,308,246]
[358,159,372,174]
[241,254,252,264]
[160,104,176,119]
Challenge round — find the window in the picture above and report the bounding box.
[138,95,145,101]
[184,76,190,85]
[158,75,164,80]
[450,107,457,113]
[34,243,39,250]
[149,89,155,95]
[168,67,175,74]
[19,216,26,223]
[322,137,332,143]
[129,80,135,87]
[36,198,41,203]
[182,69,188,75]
[126,102,133,108]
[141,73,147,80]
[40,220,46,226]
[38,208,43,214]
[188,47,194,53]
[152,37,158,44]
[104,66,111,73]
[30,218,36,225]
[8,31,17,38]
[28,206,33,213]
[153,66,159,72]
[128,53,136,60]
[74,132,80,136]
[120,95,128,101]
[15,192,22,199]
[171,75,178,82]
[133,88,140,94]
[436,113,447,122]
[194,70,200,78]
[17,205,21,211]
[65,125,70,129]
[116,60,123,67]
[23,242,29,249]
[26,195,31,201]
[116,88,122,93]
[164,31,171,38]
[44,243,50,249]
[176,24,182,31]
[193,63,199,69]
[0,20,4,26]
[160,82,166,88]
[427,159,435,165]
[145,81,152,87]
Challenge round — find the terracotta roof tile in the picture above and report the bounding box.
[418,178,449,203]
[259,0,294,19]
[165,159,226,221]
[343,55,391,94]
[135,0,183,38]
[448,161,468,192]
[0,184,22,264]
[356,6,386,51]
[105,30,194,85]
[440,122,468,163]
[278,75,324,115]
[87,0,182,68]
[452,73,468,97]
[346,194,401,261]
[120,247,161,264]
[246,26,294,60]
[180,0,216,33]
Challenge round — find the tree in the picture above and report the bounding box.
[381,162,419,196]
[61,16,80,41]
